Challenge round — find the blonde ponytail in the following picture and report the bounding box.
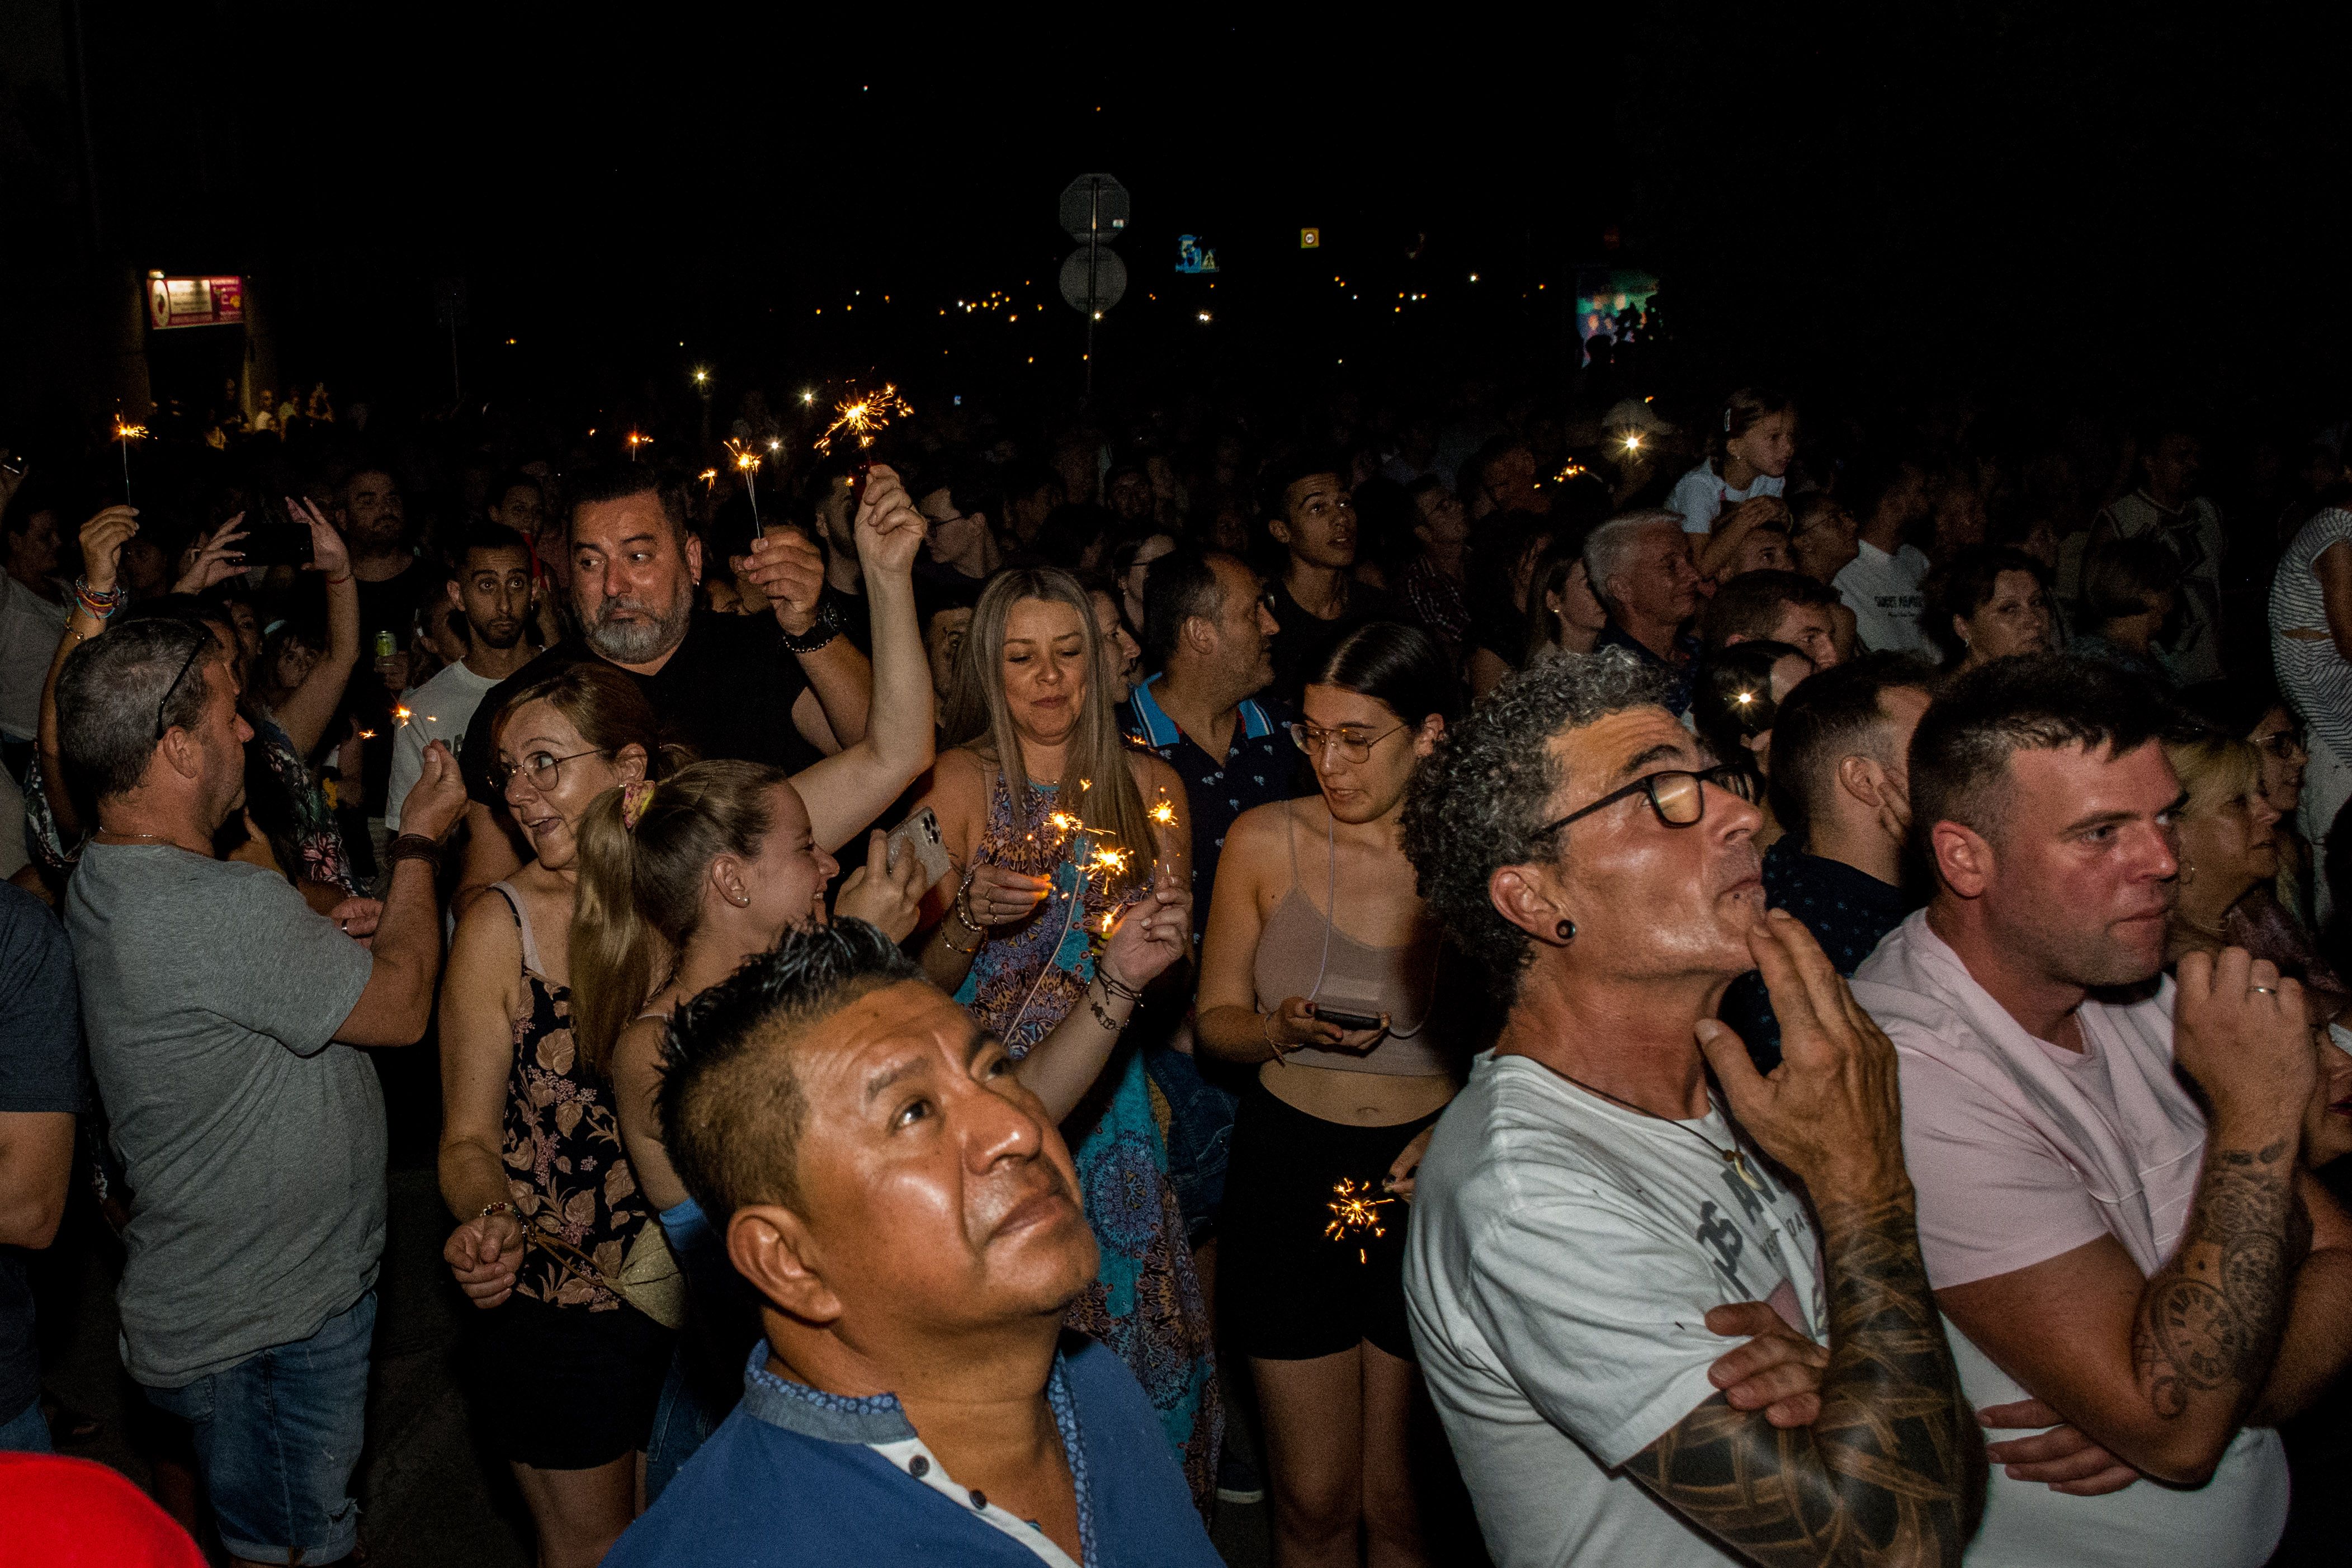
[571,787,668,1080]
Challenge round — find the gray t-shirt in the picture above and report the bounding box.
[66,844,379,1387]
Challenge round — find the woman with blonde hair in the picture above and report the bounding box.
[434,663,683,1568]
[2163,733,2345,1025]
[909,565,1218,1506]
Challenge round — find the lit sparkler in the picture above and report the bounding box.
[626,432,651,462]
[725,439,766,533]
[813,383,913,456]
[1149,795,1177,828]
[112,413,149,502]
[698,467,719,493]
[394,705,413,725]
[1325,1178,1395,1264]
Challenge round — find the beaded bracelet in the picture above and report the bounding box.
[73,578,126,620]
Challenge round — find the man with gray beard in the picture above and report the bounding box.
[454,464,912,914]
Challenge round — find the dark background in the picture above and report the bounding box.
[5,2,2351,438]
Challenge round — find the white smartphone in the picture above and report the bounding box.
[885,805,952,887]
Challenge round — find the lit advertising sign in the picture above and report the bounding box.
[147,276,244,329]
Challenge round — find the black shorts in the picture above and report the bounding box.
[467,1292,675,1470]
[1219,1081,1441,1362]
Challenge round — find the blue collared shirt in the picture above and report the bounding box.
[1595,617,1702,716]
[1718,839,1915,1073]
[606,1336,1219,1568]
[1120,675,1300,940]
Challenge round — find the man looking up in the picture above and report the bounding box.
[57,615,468,1568]
[1584,510,1704,715]
[386,528,537,833]
[1717,653,1936,1071]
[1262,455,1404,704]
[1399,649,1984,1568]
[606,922,1221,1567]
[456,464,931,914]
[1851,654,2352,1567]
[1700,568,1845,671]
[1832,455,1934,654]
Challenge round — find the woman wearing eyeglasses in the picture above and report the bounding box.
[1194,621,1462,1568]
[435,663,683,1568]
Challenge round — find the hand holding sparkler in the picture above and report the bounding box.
[738,527,828,639]
[112,414,149,504]
[1382,1124,1436,1202]
[1097,865,1191,991]
[849,462,927,578]
[814,384,914,458]
[961,862,1052,927]
[1325,1178,1396,1264]
[77,505,140,596]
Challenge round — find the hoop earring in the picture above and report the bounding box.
[1555,919,1576,942]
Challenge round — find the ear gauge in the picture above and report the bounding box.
[1555,919,1576,942]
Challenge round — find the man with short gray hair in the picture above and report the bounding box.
[1584,511,1704,714]
[1398,648,1983,1568]
[58,613,467,1568]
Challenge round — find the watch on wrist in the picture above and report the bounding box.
[779,597,844,655]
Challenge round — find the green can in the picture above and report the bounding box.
[372,631,398,659]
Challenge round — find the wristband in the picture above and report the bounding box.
[480,1200,521,1224]
[386,833,444,869]
[324,572,353,585]
[73,578,127,620]
[1263,1009,1292,1064]
[778,598,845,655]
[953,880,986,935]
[1096,965,1144,1004]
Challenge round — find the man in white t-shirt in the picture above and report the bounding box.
[386,528,538,830]
[1831,455,1934,653]
[1398,648,1985,1568]
[1852,653,2352,1568]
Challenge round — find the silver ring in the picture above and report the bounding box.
[2250,985,2279,995]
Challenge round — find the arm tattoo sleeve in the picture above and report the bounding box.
[2131,1137,2297,1421]
[1625,1190,1984,1568]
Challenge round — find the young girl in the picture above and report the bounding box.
[1666,386,1797,537]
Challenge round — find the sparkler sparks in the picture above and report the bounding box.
[725,440,766,532]
[113,413,149,502]
[625,431,651,462]
[1149,796,1177,828]
[394,705,413,725]
[813,384,913,456]
[1325,1178,1395,1264]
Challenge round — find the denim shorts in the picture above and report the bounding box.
[140,1290,375,1565]
[1144,1045,1239,1244]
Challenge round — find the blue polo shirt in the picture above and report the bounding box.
[1718,838,1914,1073]
[1120,676,1300,941]
[607,1336,1218,1568]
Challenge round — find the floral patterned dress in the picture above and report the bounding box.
[954,774,1221,1510]
[489,883,657,1310]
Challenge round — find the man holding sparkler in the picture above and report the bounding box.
[1399,648,1985,1568]
[454,463,923,917]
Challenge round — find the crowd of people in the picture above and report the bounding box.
[3,366,2352,1568]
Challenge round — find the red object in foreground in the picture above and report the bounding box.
[849,459,875,504]
[0,1453,207,1567]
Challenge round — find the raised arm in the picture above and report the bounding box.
[332,743,466,1046]
[1936,950,2330,1484]
[38,506,140,842]
[270,498,362,757]
[747,512,872,752]
[1628,911,1982,1568]
[772,465,936,850]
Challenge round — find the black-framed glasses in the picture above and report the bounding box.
[2257,728,2307,760]
[154,642,207,740]
[1537,764,1760,838]
[1288,719,1406,765]
[488,748,606,792]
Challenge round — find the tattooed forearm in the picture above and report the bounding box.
[2130,1137,2297,1425]
[1626,1188,1983,1568]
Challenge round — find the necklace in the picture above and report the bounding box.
[95,826,174,843]
[1536,1059,1767,1191]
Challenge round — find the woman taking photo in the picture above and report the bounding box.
[436,664,681,1568]
[910,566,1217,1506]
[568,757,1191,1496]
[1195,622,1461,1568]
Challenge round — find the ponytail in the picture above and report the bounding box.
[569,759,792,1079]
[1709,386,1795,473]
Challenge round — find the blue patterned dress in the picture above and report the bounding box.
[954,772,1220,1510]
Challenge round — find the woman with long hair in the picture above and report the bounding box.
[909,565,1218,1505]
[1463,512,1556,700]
[435,664,682,1568]
[1194,622,1462,1568]
[568,757,1191,1496]
[1520,540,1609,668]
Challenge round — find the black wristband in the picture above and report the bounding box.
[386,833,443,868]
[779,599,844,655]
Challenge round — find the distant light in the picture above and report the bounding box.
[692,368,709,385]
[1469,273,1480,282]
[506,338,516,346]
[801,390,815,404]
[1092,310,1103,320]
[1197,311,1212,323]
[766,438,781,451]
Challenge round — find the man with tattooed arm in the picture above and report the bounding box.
[1853,654,2352,1567]
[1400,648,1985,1568]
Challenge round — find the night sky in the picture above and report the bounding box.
[7,4,2352,430]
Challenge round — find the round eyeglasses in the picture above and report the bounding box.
[1288,719,1406,765]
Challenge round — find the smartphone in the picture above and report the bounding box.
[237,522,314,568]
[1307,1004,1387,1033]
[885,806,952,887]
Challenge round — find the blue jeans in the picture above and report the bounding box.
[1146,1045,1238,1244]
[643,1344,721,1506]
[141,1290,375,1565]
[0,1395,50,1452]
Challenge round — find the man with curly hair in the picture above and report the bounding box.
[1396,647,1987,1568]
